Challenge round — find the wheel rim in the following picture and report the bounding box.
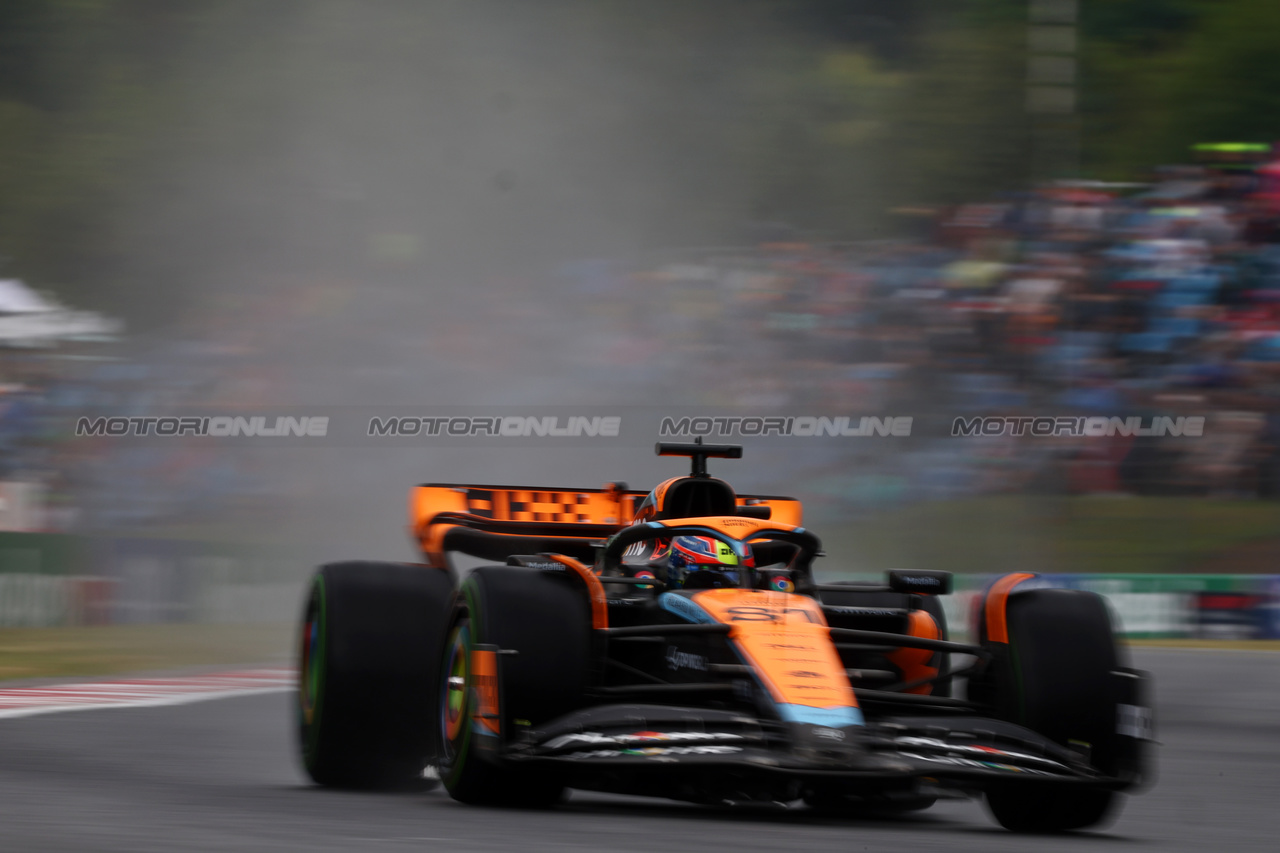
[298,578,327,769]
[300,617,319,722]
[299,582,324,728]
[440,621,470,759]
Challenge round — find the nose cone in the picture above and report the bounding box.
[788,724,913,774]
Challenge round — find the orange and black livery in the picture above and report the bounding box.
[295,441,1154,832]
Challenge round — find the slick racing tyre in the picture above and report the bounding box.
[439,566,590,807]
[297,561,454,788]
[985,784,1114,834]
[979,588,1122,832]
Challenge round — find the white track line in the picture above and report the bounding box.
[0,668,295,720]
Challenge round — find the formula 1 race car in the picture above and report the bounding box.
[296,442,1154,832]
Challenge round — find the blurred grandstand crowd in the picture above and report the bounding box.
[566,146,1280,507]
[3,146,1280,532]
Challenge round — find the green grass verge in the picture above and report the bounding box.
[812,495,1280,575]
[1125,639,1280,651]
[0,623,293,682]
[2,622,1274,684]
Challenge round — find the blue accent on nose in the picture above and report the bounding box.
[659,593,715,624]
[776,704,865,727]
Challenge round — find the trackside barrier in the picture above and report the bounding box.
[0,572,297,627]
[0,532,296,626]
[876,574,1280,641]
[0,529,1277,635]
[0,575,115,627]
[1039,574,1280,640]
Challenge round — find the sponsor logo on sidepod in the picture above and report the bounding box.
[666,646,709,672]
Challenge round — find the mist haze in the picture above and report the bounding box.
[2,0,1278,631]
[59,2,907,565]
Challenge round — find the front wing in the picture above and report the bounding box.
[497,701,1151,794]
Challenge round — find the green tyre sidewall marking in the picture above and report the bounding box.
[443,581,480,791]
[301,575,327,771]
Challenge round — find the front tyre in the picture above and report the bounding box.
[986,784,1114,833]
[436,611,529,804]
[978,588,1123,832]
[439,567,590,806]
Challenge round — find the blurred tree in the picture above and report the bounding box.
[1,0,1279,325]
[1082,0,1280,176]
[0,0,203,317]
[881,1,1030,206]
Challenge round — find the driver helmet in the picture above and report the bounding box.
[667,535,755,589]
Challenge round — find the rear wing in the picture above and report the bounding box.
[410,483,803,568]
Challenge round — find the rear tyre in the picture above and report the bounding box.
[979,588,1123,832]
[439,567,591,807]
[297,561,454,789]
[986,784,1115,833]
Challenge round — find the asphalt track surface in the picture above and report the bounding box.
[0,649,1275,852]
